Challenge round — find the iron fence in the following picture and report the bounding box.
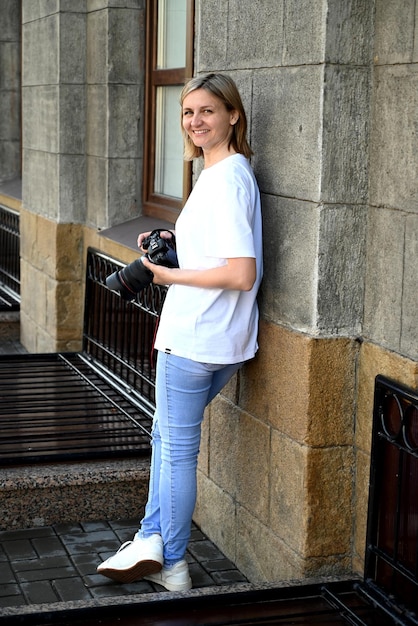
[0,204,20,310]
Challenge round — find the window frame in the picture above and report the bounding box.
[143,0,194,223]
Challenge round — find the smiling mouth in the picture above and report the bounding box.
[192,129,209,135]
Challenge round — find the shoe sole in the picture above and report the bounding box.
[98,559,162,584]
[144,572,192,592]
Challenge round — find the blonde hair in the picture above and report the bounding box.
[180,73,253,161]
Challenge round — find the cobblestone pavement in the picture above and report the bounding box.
[0,518,247,609]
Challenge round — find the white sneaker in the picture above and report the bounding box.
[144,559,192,592]
[97,534,163,583]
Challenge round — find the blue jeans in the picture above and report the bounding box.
[137,351,242,566]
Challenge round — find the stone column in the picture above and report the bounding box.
[20,0,87,352]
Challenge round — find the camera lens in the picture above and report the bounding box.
[106,257,153,300]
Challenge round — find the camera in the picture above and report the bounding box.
[106,229,178,300]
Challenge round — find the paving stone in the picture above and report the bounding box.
[32,536,67,557]
[0,561,16,584]
[2,539,38,560]
[187,539,226,562]
[15,564,78,583]
[0,583,21,598]
[70,553,102,576]
[89,580,153,597]
[13,555,73,573]
[20,580,60,604]
[53,576,94,602]
[0,594,27,608]
[211,570,248,584]
[0,527,55,541]
[188,562,218,588]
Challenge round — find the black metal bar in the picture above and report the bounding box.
[0,204,20,309]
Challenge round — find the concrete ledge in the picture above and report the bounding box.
[0,459,150,530]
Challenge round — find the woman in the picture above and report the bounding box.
[97,73,263,591]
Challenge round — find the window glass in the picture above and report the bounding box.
[157,0,187,69]
[154,85,183,198]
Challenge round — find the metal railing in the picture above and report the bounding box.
[0,204,20,310]
[0,248,167,465]
[83,248,168,414]
[365,375,418,619]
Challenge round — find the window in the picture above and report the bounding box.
[143,0,194,222]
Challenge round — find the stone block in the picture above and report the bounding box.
[305,446,354,557]
[0,142,20,182]
[270,433,353,559]
[19,309,38,353]
[236,504,305,583]
[363,207,404,352]
[23,150,59,218]
[23,86,59,153]
[352,448,370,575]
[60,12,86,84]
[107,157,140,226]
[252,66,323,200]
[325,0,373,65]
[87,9,108,84]
[209,397,270,523]
[270,432,308,554]
[22,0,59,23]
[321,66,370,205]
[282,0,324,65]
[243,322,356,447]
[369,65,418,213]
[86,155,108,228]
[242,321,311,439]
[87,85,108,157]
[317,205,367,334]
[356,342,418,456]
[0,91,20,141]
[402,214,418,359]
[194,470,236,565]
[2,0,20,38]
[259,195,318,330]
[374,0,416,65]
[108,85,141,158]
[0,42,20,90]
[307,337,357,446]
[195,1,229,72]
[226,1,283,70]
[58,154,87,223]
[107,8,143,84]
[22,16,59,86]
[55,223,83,281]
[59,85,86,154]
[20,259,48,331]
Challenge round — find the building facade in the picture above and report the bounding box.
[0,0,417,583]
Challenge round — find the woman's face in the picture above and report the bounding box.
[182,88,238,157]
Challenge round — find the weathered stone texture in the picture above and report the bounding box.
[241,320,356,447]
[369,65,418,213]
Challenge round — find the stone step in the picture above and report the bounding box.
[0,459,150,530]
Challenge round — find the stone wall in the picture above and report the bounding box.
[353,0,418,573]
[0,0,21,182]
[193,0,373,581]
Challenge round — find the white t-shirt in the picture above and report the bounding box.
[154,153,263,364]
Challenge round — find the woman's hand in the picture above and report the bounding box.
[137,231,152,252]
[142,256,256,292]
[137,230,175,253]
